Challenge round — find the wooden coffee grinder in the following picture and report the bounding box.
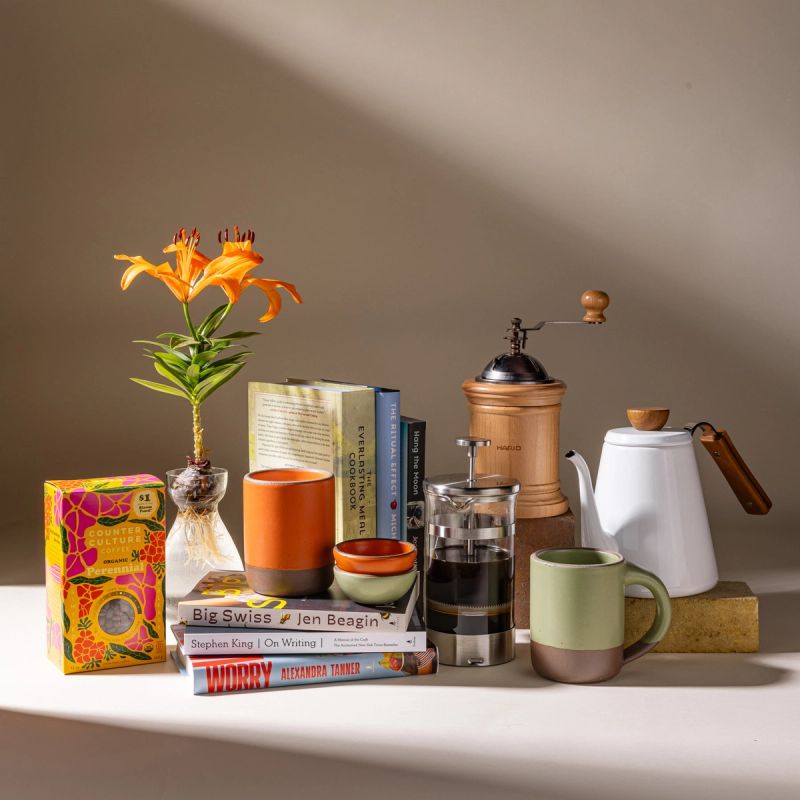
[462,290,610,626]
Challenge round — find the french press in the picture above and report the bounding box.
[424,438,520,667]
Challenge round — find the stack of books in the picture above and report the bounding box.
[173,571,437,694]
[247,380,426,559]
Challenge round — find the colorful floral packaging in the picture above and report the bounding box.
[44,475,167,673]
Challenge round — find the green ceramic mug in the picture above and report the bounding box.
[530,547,671,683]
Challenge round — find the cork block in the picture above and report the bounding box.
[624,581,759,653]
[514,511,576,628]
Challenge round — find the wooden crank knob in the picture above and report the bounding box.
[581,290,610,323]
[627,407,670,431]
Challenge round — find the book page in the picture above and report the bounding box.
[251,389,333,470]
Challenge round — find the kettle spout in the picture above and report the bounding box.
[565,450,616,551]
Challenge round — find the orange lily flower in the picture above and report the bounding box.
[114,253,191,302]
[197,234,302,322]
[115,226,301,321]
[163,230,210,287]
[115,228,208,303]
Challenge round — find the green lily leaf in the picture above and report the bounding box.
[190,350,218,366]
[168,334,201,350]
[195,362,245,403]
[154,351,190,369]
[198,304,231,338]
[133,339,179,353]
[153,361,193,392]
[130,378,190,400]
[204,343,237,359]
[135,339,194,361]
[186,364,201,385]
[203,352,251,371]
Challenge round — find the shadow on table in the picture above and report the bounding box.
[420,644,790,689]
[0,709,524,800]
[1,709,797,800]
[84,641,790,690]
[592,653,790,688]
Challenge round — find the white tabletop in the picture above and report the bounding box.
[1,583,798,800]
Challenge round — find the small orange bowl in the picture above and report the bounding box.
[333,539,417,575]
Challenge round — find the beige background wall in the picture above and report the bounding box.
[3,0,798,583]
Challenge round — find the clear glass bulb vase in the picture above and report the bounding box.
[165,466,243,622]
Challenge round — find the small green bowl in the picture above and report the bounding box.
[333,565,417,605]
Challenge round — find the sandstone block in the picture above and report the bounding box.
[624,581,759,653]
[514,511,576,628]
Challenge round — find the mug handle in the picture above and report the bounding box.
[622,563,672,663]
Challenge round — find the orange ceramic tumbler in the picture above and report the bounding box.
[243,468,335,597]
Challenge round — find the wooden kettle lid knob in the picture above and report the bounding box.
[581,290,610,323]
[627,407,670,431]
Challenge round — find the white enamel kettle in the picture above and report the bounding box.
[566,408,771,597]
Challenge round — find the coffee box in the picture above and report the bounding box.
[44,474,167,673]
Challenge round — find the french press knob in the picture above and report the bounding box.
[455,437,490,484]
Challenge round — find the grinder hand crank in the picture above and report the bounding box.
[463,290,609,519]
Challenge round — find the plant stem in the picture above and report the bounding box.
[182,302,198,340]
[192,402,204,462]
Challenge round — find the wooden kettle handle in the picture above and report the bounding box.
[692,424,772,515]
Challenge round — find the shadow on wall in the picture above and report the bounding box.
[2,0,796,583]
[1,708,799,800]
[757,591,800,653]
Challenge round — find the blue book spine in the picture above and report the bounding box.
[182,648,438,694]
[400,419,409,540]
[375,389,401,539]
